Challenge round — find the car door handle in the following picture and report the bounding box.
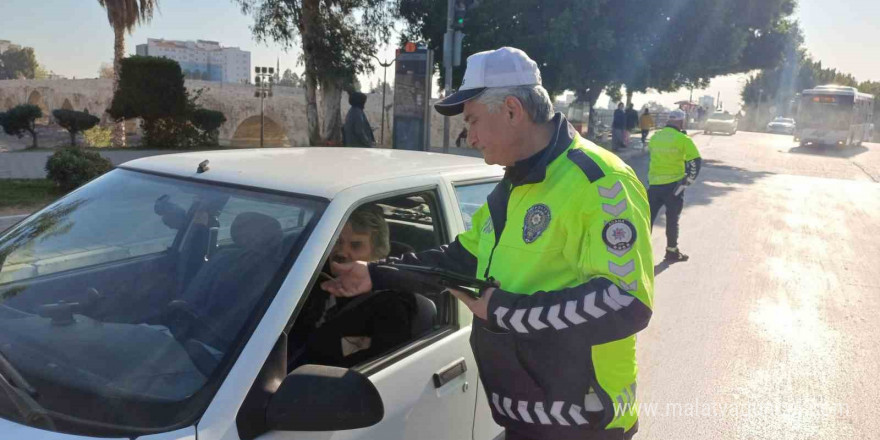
[433,358,467,388]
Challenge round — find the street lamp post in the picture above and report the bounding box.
[254,66,275,148]
[371,54,397,146]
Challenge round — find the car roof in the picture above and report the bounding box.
[120,147,498,199]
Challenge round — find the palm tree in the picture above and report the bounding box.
[97,0,158,148]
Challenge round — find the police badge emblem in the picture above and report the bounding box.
[602,219,636,251]
[523,204,551,243]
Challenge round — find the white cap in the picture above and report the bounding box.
[435,47,542,116]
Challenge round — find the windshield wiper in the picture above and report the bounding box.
[0,349,54,430]
[0,350,37,398]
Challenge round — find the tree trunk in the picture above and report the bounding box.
[111,26,126,148]
[301,0,321,146]
[320,79,343,146]
[304,64,320,146]
[583,88,602,141]
[625,89,633,108]
[29,128,38,149]
[70,131,76,147]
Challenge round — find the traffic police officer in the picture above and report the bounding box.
[323,47,654,440]
[646,109,702,261]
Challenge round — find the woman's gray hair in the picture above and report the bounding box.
[475,84,555,123]
[347,204,390,260]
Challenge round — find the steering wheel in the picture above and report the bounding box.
[162,300,228,348]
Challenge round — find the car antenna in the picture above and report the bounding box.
[197,160,210,173]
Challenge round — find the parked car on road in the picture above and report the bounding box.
[0,148,508,440]
[767,117,796,135]
[704,112,738,135]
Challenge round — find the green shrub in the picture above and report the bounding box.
[0,104,42,149]
[45,148,114,191]
[190,108,227,146]
[83,126,113,148]
[52,109,100,146]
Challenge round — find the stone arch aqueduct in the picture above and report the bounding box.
[0,79,464,148]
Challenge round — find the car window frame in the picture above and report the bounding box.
[280,184,462,377]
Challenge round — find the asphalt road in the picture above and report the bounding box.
[2,131,878,439]
[632,131,880,439]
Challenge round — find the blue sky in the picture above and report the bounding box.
[1,0,877,111]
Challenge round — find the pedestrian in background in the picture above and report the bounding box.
[612,102,626,150]
[456,127,469,148]
[343,92,377,148]
[647,109,702,262]
[639,108,654,147]
[625,102,639,147]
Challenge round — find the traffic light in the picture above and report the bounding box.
[452,0,477,30]
[453,2,466,29]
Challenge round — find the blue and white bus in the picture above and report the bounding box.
[796,85,874,147]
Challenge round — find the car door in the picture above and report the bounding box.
[338,183,480,440]
[251,178,481,440]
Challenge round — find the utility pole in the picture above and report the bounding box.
[442,0,470,153]
[254,66,275,148]
[443,0,455,153]
[372,54,397,146]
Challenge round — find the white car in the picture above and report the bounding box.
[767,117,796,134]
[703,112,738,135]
[0,148,506,440]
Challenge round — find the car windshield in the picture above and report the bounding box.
[0,169,325,435]
[773,118,794,124]
[709,113,735,121]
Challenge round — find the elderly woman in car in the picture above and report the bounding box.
[289,205,416,368]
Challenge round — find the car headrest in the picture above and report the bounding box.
[231,212,283,254]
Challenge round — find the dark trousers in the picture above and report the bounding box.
[640,129,649,144]
[648,182,684,249]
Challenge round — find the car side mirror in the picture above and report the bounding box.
[266,364,384,432]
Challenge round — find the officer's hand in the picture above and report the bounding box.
[321,261,372,298]
[447,287,495,321]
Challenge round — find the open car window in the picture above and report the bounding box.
[287,190,453,372]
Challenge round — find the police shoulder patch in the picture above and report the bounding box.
[567,149,606,183]
[522,204,551,243]
[602,219,637,251]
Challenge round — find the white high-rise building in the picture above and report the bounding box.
[699,95,716,111]
[135,39,251,84]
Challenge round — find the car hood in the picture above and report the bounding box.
[0,418,125,440]
[0,417,196,439]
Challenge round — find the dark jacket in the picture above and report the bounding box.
[612,109,626,129]
[343,92,376,147]
[290,287,415,368]
[625,108,639,131]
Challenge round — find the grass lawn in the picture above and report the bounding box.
[0,179,65,215]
